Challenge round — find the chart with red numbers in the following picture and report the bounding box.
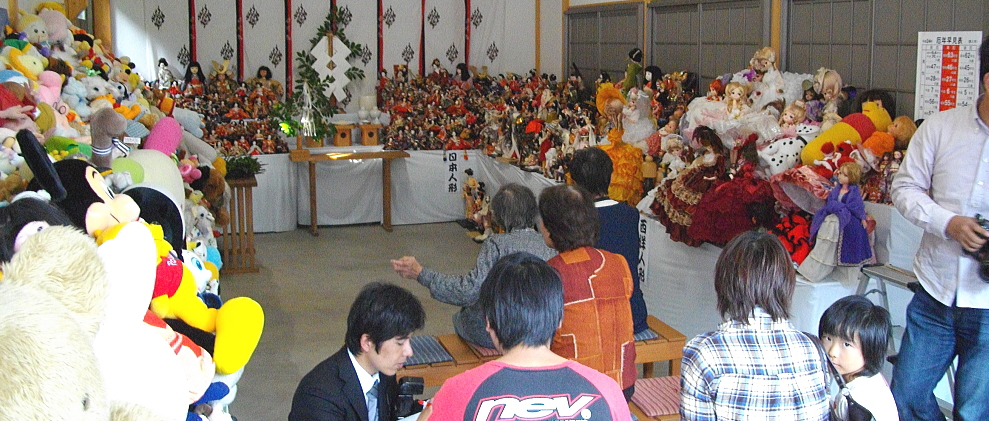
[915,31,983,120]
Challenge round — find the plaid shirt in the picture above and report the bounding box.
[680,308,828,420]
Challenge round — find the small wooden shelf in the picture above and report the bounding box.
[221,176,259,274]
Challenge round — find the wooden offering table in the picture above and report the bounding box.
[289,136,410,236]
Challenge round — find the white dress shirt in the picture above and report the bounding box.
[348,350,380,411]
[891,96,989,308]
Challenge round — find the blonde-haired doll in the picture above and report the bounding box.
[814,68,843,131]
[724,82,751,119]
[779,100,807,136]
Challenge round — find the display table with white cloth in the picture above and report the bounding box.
[638,202,923,339]
[249,150,557,232]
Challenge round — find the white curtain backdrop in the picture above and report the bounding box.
[290,0,331,93]
[241,0,287,87]
[424,0,466,72]
[380,0,423,76]
[193,0,238,75]
[133,1,189,83]
[468,0,535,75]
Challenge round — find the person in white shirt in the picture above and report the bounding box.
[889,35,989,421]
[819,295,898,421]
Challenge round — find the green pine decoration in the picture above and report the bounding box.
[225,155,266,179]
[270,5,366,141]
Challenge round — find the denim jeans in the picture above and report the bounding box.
[890,286,989,421]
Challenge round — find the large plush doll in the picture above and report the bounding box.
[0,225,172,421]
[19,130,141,236]
[800,101,891,165]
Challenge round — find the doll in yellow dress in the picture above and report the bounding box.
[595,84,643,205]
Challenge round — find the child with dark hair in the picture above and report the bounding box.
[819,295,897,421]
[421,253,632,421]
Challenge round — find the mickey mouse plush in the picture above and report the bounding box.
[19,129,140,236]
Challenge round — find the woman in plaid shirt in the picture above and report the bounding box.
[680,231,829,420]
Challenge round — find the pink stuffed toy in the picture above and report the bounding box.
[35,70,62,106]
[143,116,183,155]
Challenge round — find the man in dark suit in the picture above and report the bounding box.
[289,283,426,421]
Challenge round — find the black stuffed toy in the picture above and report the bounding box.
[19,130,140,236]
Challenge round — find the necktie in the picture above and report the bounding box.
[366,379,379,421]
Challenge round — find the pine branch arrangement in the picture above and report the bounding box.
[270,6,366,141]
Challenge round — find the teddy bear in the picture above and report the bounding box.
[81,75,117,113]
[0,224,170,420]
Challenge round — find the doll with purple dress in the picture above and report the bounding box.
[798,162,873,282]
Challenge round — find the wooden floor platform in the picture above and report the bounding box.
[398,315,687,388]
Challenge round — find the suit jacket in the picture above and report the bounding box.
[289,346,396,421]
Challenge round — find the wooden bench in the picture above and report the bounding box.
[637,315,687,378]
[398,316,686,387]
[397,334,483,387]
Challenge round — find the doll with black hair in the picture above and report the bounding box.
[621,48,643,93]
[818,295,897,421]
[455,63,472,89]
[182,61,208,96]
[248,66,282,98]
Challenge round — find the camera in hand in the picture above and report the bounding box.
[392,376,424,420]
[967,214,989,283]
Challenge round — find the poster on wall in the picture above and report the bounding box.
[914,31,983,120]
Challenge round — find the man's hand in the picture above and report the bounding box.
[946,216,989,253]
[391,256,423,280]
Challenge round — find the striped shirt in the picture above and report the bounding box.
[680,308,828,420]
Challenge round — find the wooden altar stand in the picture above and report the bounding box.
[289,135,409,236]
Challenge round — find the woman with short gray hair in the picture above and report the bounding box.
[391,183,556,348]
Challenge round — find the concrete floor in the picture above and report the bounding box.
[221,222,479,421]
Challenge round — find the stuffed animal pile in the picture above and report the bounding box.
[0,84,264,421]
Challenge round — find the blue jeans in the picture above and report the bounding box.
[891,286,989,421]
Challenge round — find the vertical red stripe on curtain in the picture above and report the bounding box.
[464,0,470,67]
[236,0,244,81]
[189,0,198,62]
[378,0,384,74]
[285,0,293,94]
[419,0,426,76]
